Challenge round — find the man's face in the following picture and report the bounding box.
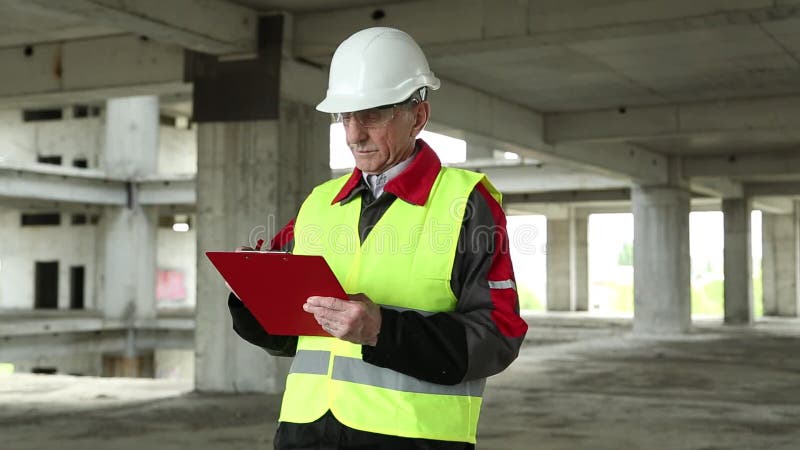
[342,102,428,174]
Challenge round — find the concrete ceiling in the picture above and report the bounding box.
[229,0,411,12]
[432,21,800,112]
[0,2,119,47]
[1,0,799,209]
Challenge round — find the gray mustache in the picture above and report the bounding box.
[349,145,379,152]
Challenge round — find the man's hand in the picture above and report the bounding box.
[304,293,382,346]
[226,246,254,293]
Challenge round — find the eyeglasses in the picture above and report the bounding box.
[332,98,419,129]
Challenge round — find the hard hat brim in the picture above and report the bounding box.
[316,76,441,113]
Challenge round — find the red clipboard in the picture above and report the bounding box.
[206,251,347,337]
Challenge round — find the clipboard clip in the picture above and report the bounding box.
[243,249,290,262]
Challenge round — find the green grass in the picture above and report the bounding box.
[602,269,764,317]
[518,283,544,311]
[691,280,723,316]
[753,268,764,317]
[0,363,13,375]
[610,283,634,313]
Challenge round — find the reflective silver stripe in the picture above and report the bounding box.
[488,279,517,291]
[289,350,330,375]
[332,356,485,397]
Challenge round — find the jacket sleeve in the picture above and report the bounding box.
[362,184,528,384]
[227,219,299,357]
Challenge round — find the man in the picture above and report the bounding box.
[228,27,528,449]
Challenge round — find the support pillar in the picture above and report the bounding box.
[98,96,159,376]
[632,185,691,334]
[574,213,589,311]
[99,96,158,321]
[762,209,799,317]
[195,100,329,393]
[722,198,753,324]
[546,209,588,312]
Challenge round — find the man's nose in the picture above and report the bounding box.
[344,117,368,143]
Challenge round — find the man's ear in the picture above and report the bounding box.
[411,101,430,137]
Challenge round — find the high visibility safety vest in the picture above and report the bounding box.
[280,166,502,443]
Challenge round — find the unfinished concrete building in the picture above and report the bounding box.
[1,1,799,449]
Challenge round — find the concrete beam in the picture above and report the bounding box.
[431,76,546,150]
[475,163,630,193]
[2,44,320,109]
[279,58,328,106]
[573,204,631,216]
[136,175,196,207]
[332,158,631,194]
[282,38,665,183]
[293,0,800,59]
[0,312,190,336]
[506,203,572,219]
[19,0,257,55]
[505,188,631,205]
[511,201,729,217]
[689,198,723,212]
[691,177,745,199]
[0,163,127,206]
[0,163,199,209]
[746,181,800,197]
[0,198,104,213]
[545,96,800,145]
[0,35,188,109]
[690,178,795,214]
[0,1,119,48]
[0,32,663,184]
[0,314,194,361]
[545,143,668,184]
[568,198,724,216]
[753,197,796,215]
[683,150,800,178]
[433,88,668,183]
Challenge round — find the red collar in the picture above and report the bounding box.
[331,139,442,206]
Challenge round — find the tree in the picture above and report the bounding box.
[617,242,633,266]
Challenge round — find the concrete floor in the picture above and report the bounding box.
[2,316,799,450]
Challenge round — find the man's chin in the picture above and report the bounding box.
[356,166,378,174]
[355,160,381,174]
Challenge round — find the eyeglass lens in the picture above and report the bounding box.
[333,107,396,128]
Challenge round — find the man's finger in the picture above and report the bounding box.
[304,303,336,320]
[307,296,347,310]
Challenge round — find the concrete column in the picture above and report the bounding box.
[574,214,589,311]
[632,185,691,334]
[103,97,159,178]
[99,208,158,320]
[722,198,753,324]
[99,96,158,321]
[195,100,329,393]
[547,216,571,311]
[546,209,589,311]
[97,96,159,377]
[761,211,798,317]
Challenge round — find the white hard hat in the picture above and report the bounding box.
[316,27,441,113]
